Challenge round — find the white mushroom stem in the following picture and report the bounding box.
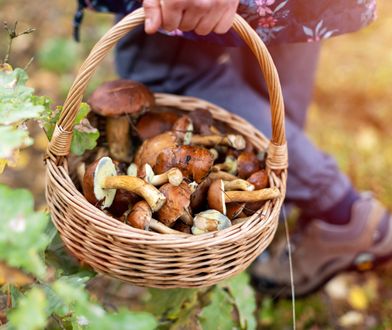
[142,164,183,186]
[224,187,280,203]
[127,163,138,176]
[223,179,254,192]
[191,134,246,150]
[209,148,219,160]
[149,218,188,235]
[102,176,166,212]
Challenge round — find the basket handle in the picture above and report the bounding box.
[47,8,287,170]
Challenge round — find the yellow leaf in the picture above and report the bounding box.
[0,159,7,174]
[0,262,34,287]
[348,286,368,310]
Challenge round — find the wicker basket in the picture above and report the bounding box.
[45,8,288,288]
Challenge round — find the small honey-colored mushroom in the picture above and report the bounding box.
[157,182,193,226]
[207,179,280,215]
[139,164,183,186]
[190,134,246,150]
[191,210,231,235]
[154,145,214,183]
[126,200,184,234]
[88,80,155,162]
[136,111,179,140]
[82,157,166,212]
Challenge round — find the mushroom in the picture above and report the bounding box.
[172,221,192,234]
[190,134,246,150]
[154,145,214,183]
[243,169,270,216]
[172,115,193,145]
[212,155,237,174]
[212,151,260,179]
[134,131,178,168]
[207,179,280,215]
[236,151,260,179]
[136,111,179,140]
[191,210,231,235]
[82,157,166,212]
[139,164,183,186]
[127,200,184,234]
[157,182,193,226]
[226,203,246,220]
[88,79,155,162]
[188,108,215,135]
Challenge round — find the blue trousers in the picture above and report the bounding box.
[115,27,350,215]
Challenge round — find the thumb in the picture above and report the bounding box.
[143,0,162,34]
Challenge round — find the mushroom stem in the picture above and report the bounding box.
[103,176,166,212]
[223,179,254,191]
[149,218,187,235]
[106,116,131,162]
[191,134,246,150]
[224,187,280,203]
[208,171,238,181]
[179,212,193,226]
[151,168,183,186]
[212,155,237,174]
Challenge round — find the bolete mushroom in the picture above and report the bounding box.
[207,179,280,214]
[82,157,165,212]
[243,169,270,215]
[154,145,214,183]
[157,182,193,226]
[139,163,183,186]
[127,200,184,234]
[191,210,231,235]
[88,80,155,162]
[136,111,179,140]
[236,151,260,179]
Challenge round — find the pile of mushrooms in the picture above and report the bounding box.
[80,80,280,235]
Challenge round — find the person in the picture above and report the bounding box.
[74,0,391,297]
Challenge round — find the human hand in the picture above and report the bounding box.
[143,0,239,35]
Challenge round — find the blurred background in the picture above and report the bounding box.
[1,0,392,328]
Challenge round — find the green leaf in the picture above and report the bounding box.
[0,126,32,159]
[198,287,235,330]
[0,184,49,278]
[220,272,257,330]
[95,309,157,330]
[8,287,48,330]
[43,102,99,156]
[147,288,198,320]
[0,68,45,125]
[71,123,99,156]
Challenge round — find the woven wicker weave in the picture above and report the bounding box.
[45,8,288,288]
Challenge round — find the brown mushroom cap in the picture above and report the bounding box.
[188,108,214,135]
[136,111,179,140]
[207,179,226,214]
[157,182,192,227]
[88,79,155,117]
[247,169,269,189]
[237,152,260,179]
[127,200,152,230]
[134,131,178,168]
[154,145,214,183]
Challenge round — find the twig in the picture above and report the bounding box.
[3,21,35,64]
